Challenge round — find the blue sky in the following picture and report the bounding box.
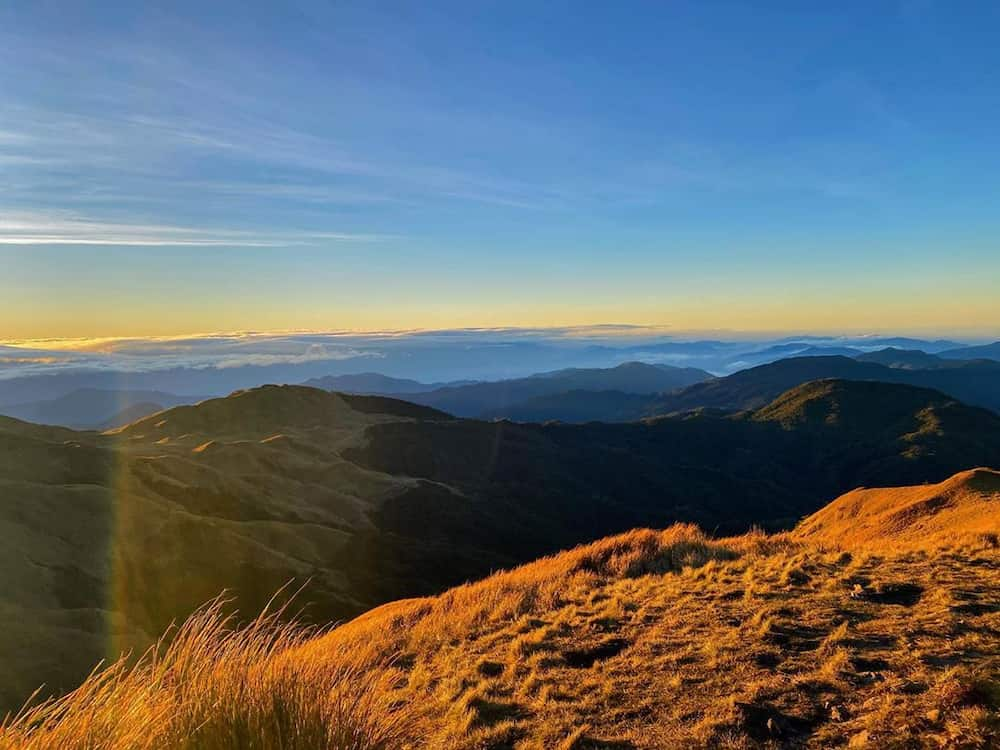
[2,1,999,337]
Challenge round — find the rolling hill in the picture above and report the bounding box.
[9,469,996,749]
[0,388,447,710]
[2,380,1000,716]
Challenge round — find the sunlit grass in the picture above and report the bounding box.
[2,506,998,748]
[0,596,412,750]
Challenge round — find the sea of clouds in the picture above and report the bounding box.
[0,327,981,387]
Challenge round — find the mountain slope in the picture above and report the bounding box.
[96,401,165,430]
[0,387,438,710]
[795,467,1000,548]
[480,389,657,423]
[339,379,1000,617]
[296,475,1000,749]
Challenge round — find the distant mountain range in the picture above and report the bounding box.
[854,346,960,369]
[302,372,474,394]
[308,361,713,418]
[3,334,993,398]
[711,337,966,371]
[396,361,712,417]
[455,352,1000,423]
[301,346,1000,425]
[3,338,998,429]
[0,388,204,430]
[644,354,1000,415]
[3,378,1000,710]
[939,341,1000,361]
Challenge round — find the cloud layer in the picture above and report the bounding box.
[0,327,980,383]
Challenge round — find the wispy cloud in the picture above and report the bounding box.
[0,129,34,145]
[172,180,413,206]
[0,104,574,220]
[0,212,386,247]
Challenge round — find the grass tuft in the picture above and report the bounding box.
[0,597,413,750]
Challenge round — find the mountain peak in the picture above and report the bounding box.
[115,384,446,439]
[751,378,964,430]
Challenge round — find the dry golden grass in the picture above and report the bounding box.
[794,467,1000,550]
[310,527,999,748]
[0,596,412,750]
[4,473,999,749]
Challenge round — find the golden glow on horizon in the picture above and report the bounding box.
[4,248,1000,340]
[3,296,999,342]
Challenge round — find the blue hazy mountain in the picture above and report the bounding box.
[481,355,1000,422]
[939,341,1000,361]
[302,372,472,394]
[400,361,713,418]
[0,388,204,430]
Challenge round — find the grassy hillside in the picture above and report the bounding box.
[3,380,1000,713]
[794,467,1000,549]
[3,471,997,749]
[0,387,435,710]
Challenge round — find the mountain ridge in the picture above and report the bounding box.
[396,361,713,418]
[794,466,1000,548]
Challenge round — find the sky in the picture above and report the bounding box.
[2,0,999,339]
